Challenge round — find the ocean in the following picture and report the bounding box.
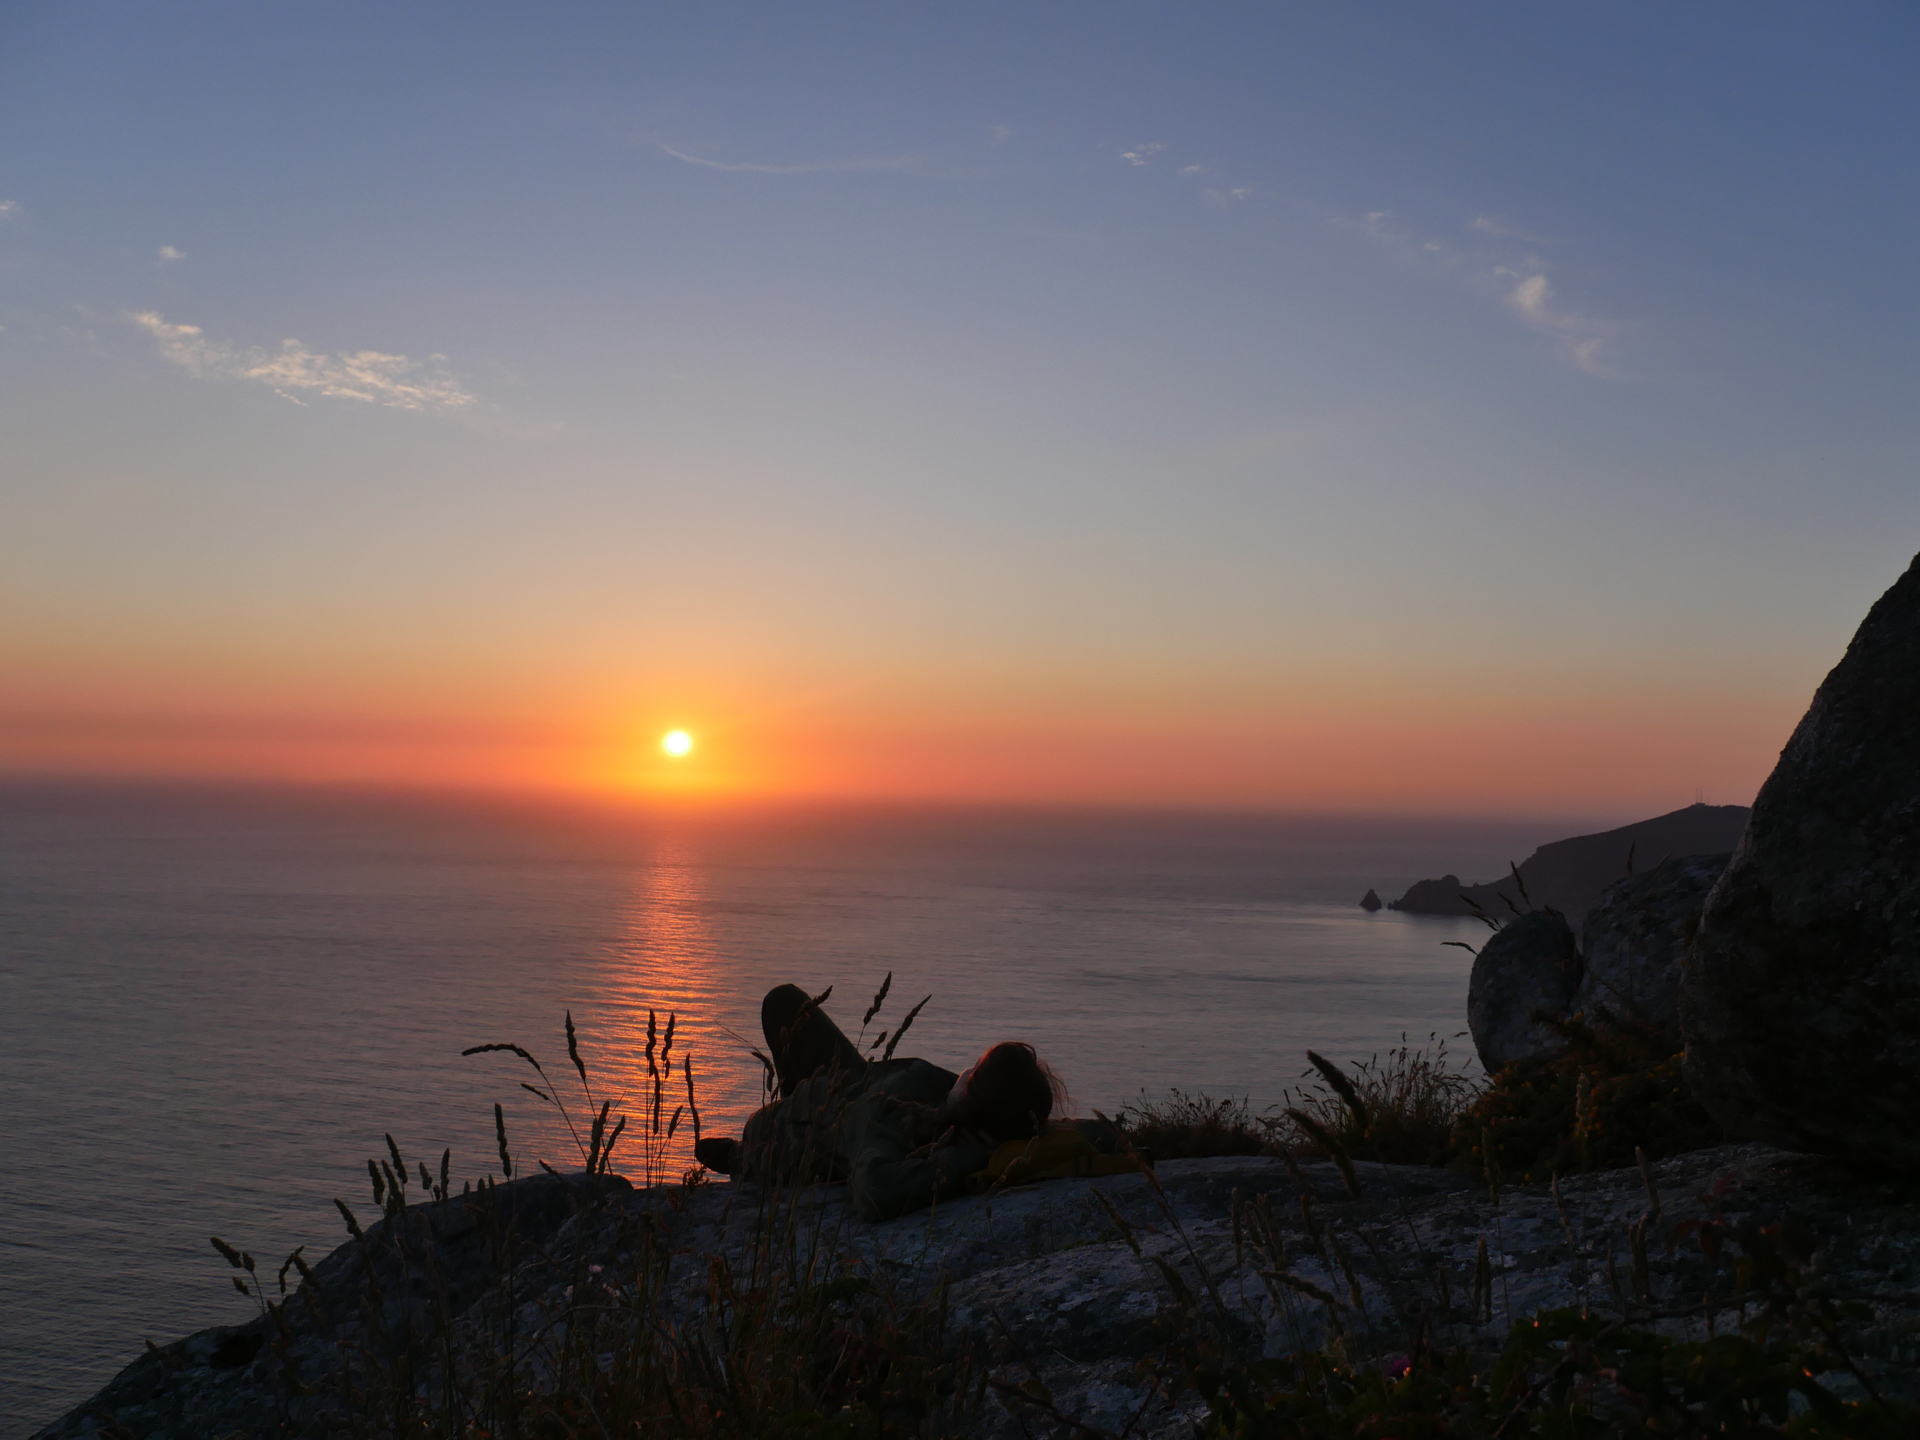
[0,782,1601,1434]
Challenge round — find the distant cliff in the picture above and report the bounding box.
[1386,803,1749,924]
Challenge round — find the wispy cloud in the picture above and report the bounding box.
[657,143,923,175]
[130,312,475,410]
[0,199,19,221]
[1204,185,1252,207]
[988,124,1014,143]
[1469,214,1544,242]
[1119,142,1166,167]
[156,245,186,264]
[1344,208,1617,375]
[1497,268,1613,374]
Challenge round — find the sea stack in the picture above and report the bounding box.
[1684,549,1920,1170]
[1359,888,1383,911]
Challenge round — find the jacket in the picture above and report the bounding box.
[738,1057,996,1222]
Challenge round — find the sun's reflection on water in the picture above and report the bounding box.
[581,832,766,1180]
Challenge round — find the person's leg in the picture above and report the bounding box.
[762,984,864,1096]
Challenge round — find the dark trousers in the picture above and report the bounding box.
[762,984,864,1097]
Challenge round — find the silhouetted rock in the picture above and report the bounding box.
[1359,888,1382,911]
[1685,551,1920,1170]
[1574,853,1730,1037]
[1389,873,1476,915]
[1467,909,1582,1071]
[1388,805,1749,925]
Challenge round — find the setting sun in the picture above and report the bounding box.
[661,730,694,757]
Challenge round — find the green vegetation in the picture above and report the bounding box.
[209,1013,987,1439]
[181,1011,1904,1439]
[1147,1082,1915,1439]
[1281,1032,1483,1168]
[1116,1033,1483,1167]
[1115,1088,1272,1159]
[1447,1013,1720,1185]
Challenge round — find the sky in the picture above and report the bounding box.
[1,2,1916,814]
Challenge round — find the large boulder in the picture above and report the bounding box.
[1467,909,1582,1071]
[1574,853,1730,1037]
[1684,550,1920,1170]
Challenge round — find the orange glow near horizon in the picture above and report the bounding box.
[0,680,1800,818]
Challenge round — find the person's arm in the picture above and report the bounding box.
[848,1133,995,1222]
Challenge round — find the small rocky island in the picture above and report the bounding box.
[38,549,1920,1438]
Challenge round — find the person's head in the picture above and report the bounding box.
[946,1042,1067,1142]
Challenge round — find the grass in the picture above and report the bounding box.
[1141,1056,1917,1440]
[1447,1010,1721,1183]
[180,1003,1896,1439]
[1115,1032,1484,1168]
[205,1012,987,1439]
[1280,1031,1483,1167]
[1114,1088,1272,1159]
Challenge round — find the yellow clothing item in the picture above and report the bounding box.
[965,1128,1148,1193]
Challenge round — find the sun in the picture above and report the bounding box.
[661,729,694,757]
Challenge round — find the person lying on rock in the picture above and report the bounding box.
[694,983,1107,1222]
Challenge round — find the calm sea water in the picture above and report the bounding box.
[0,782,1601,1434]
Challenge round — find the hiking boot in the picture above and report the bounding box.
[694,1136,740,1175]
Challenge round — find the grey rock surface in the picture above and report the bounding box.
[1574,852,1730,1036]
[1467,909,1582,1071]
[1686,549,1920,1169]
[39,1145,1920,1438]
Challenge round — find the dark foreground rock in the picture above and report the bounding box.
[1388,803,1748,924]
[1687,549,1920,1170]
[1467,910,1583,1070]
[36,1145,1920,1438]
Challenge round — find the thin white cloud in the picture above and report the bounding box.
[989,124,1014,143]
[1497,269,1613,375]
[129,312,475,410]
[1470,214,1544,242]
[1179,164,1208,177]
[0,199,19,221]
[657,143,922,175]
[1203,185,1252,207]
[1344,206,1618,376]
[156,245,186,263]
[1119,143,1166,167]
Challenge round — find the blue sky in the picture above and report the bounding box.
[1,3,1916,809]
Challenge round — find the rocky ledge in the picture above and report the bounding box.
[37,1143,1920,1438]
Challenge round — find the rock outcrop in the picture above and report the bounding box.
[1464,854,1728,1072]
[36,1147,1920,1439]
[1359,888,1383,911]
[1388,804,1749,925]
[1388,872,1474,916]
[1686,550,1920,1171]
[1573,852,1729,1036]
[1466,909,1582,1070]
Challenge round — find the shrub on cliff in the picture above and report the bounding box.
[1115,1089,1271,1158]
[1448,1011,1719,1182]
[1281,1031,1483,1167]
